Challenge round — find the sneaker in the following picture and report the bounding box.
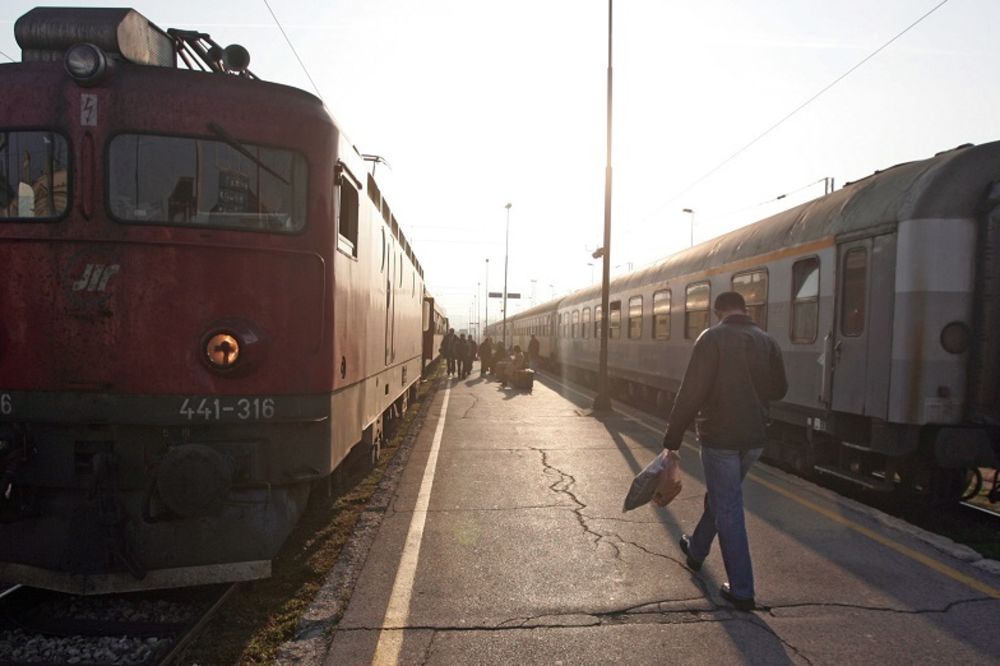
[678,534,702,572]
[720,583,755,611]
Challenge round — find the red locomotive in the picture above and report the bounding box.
[0,7,426,593]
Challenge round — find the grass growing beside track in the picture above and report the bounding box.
[178,367,443,665]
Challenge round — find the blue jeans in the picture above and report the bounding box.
[687,445,762,600]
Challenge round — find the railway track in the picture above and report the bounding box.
[0,582,237,665]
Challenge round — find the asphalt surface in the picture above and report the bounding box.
[299,364,1000,665]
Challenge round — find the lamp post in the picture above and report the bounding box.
[484,258,489,334]
[682,208,694,247]
[593,0,614,413]
[502,202,512,347]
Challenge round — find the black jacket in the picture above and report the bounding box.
[663,314,787,451]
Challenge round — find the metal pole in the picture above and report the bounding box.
[593,0,613,413]
[503,202,511,347]
[683,208,694,248]
[485,258,489,334]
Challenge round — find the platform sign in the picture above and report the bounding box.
[488,292,503,298]
[507,293,521,299]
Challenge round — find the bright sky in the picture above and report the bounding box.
[2,0,996,333]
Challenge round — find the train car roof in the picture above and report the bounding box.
[555,140,1000,308]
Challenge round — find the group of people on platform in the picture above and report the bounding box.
[438,329,540,389]
[439,330,479,378]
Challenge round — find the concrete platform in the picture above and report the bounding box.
[316,366,1000,665]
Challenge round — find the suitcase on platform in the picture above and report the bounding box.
[511,369,535,391]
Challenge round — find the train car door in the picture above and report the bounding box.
[831,235,895,417]
[832,240,871,414]
[385,236,395,366]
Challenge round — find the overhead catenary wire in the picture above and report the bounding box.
[262,0,324,101]
[641,0,952,223]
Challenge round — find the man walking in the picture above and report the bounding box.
[661,291,787,611]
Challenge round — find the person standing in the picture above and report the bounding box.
[661,291,787,611]
[465,336,478,378]
[440,328,457,376]
[456,333,468,378]
[527,334,540,370]
[478,336,493,377]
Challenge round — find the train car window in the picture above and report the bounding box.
[594,304,603,338]
[0,130,70,220]
[627,296,643,339]
[841,248,867,337]
[685,282,711,340]
[337,177,359,256]
[791,257,819,343]
[653,289,671,339]
[109,134,307,232]
[582,307,591,339]
[609,301,622,339]
[572,309,580,338]
[732,269,768,329]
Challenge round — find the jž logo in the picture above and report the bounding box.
[72,263,120,292]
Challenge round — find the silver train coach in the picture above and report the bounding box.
[492,141,1000,505]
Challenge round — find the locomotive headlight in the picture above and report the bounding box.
[205,333,241,369]
[940,321,970,354]
[64,43,108,86]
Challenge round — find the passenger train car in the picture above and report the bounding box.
[0,8,426,592]
[493,142,1000,505]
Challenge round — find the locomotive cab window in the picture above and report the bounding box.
[791,257,819,343]
[841,248,867,336]
[0,130,70,220]
[732,269,768,329]
[337,176,359,257]
[653,289,671,339]
[109,134,307,233]
[685,282,710,340]
[628,296,642,339]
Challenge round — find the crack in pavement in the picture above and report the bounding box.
[341,595,995,633]
[532,447,622,559]
[459,395,480,419]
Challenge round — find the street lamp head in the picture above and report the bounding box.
[505,203,512,210]
[682,208,693,214]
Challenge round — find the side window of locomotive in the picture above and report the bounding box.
[685,282,710,340]
[732,269,768,329]
[840,248,867,337]
[628,295,642,339]
[790,257,819,343]
[0,130,70,220]
[572,309,580,338]
[337,177,359,257]
[594,305,603,338]
[653,289,671,339]
[582,307,591,339]
[108,134,307,232]
[609,300,622,339]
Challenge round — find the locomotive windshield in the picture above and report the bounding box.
[0,131,69,220]
[108,134,307,233]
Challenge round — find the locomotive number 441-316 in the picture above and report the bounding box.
[178,397,276,421]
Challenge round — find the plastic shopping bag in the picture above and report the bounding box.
[622,450,682,512]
